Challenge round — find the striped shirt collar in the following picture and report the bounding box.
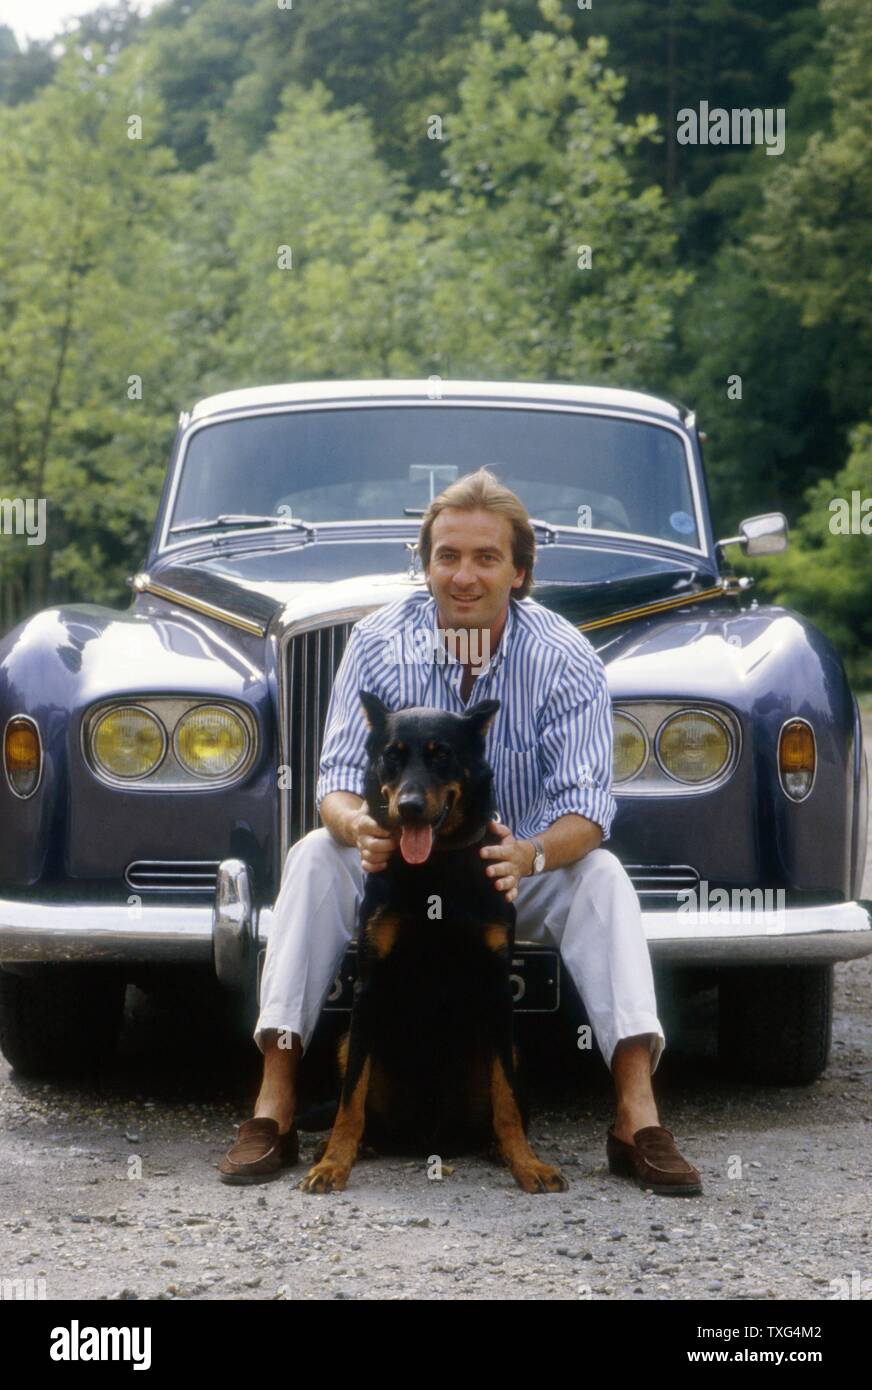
[419,592,516,672]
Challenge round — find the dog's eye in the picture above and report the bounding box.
[432,747,452,766]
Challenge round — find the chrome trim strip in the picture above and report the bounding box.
[159,401,707,560]
[777,715,817,804]
[578,582,730,632]
[132,572,266,637]
[2,713,44,801]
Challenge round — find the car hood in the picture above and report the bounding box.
[144,530,719,637]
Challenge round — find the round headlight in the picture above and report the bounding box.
[656,710,731,784]
[174,705,248,779]
[92,707,166,780]
[613,712,648,783]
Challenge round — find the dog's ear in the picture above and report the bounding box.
[464,698,500,739]
[359,690,389,734]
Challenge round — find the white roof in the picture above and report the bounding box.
[189,378,684,424]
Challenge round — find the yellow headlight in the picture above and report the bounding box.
[174,705,248,779]
[656,711,731,784]
[613,713,648,783]
[92,707,166,779]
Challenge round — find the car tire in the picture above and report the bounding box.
[718,964,833,1085]
[0,965,126,1078]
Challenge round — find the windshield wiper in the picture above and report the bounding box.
[169,513,314,536]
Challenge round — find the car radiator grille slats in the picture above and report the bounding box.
[286,622,355,842]
[624,865,700,906]
[125,861,221,893]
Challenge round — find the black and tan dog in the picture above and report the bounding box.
[300,691,567,1195]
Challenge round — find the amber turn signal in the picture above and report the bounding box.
[778,719,815,801]
[4,717,42,798]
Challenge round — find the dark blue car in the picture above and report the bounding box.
[1,380,869,1084]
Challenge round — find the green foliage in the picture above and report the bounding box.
[750,421,872,687]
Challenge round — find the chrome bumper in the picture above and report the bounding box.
[0,861,870,989]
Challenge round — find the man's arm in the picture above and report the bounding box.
[320,790,364,847]
[481,645,615,896]
[535,645,616,861]
[523,811,603,872]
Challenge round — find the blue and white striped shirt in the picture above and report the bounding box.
[315,590,617,841]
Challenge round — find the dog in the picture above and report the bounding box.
[300,691,567,1194]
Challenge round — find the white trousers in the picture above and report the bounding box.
[255,828,665,1075]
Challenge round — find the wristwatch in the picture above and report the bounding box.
[529,838,546,875]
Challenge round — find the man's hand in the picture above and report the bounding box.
[347,802,400,873]
[480,819,534,903]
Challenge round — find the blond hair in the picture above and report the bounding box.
[417,468,536,600]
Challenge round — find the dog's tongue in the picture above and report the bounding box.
[400,823,433,865]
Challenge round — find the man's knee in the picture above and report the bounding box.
[281,825,359,876]
[563,846,628,891]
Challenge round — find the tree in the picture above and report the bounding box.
[751,0,872,423]
[0,44,189,625]
[751,420,872,687]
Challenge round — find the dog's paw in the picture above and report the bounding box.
[299,1159,352,1194]
[511,1160,569,1194]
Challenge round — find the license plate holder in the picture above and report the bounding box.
[256,946,560,1014]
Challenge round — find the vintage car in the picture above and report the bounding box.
[0,380,869,1085]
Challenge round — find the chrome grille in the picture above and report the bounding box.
[624,864,699,906]
[125,860,220,893]
[286,622,356,842]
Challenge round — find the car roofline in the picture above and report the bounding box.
[187,379,686,426]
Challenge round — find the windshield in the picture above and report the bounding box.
[167,405,701,549]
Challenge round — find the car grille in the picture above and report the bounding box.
[624,864,700,906]
[285,621,356,843]
[125,860,221,893]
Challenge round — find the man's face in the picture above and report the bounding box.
[426,508,526,630]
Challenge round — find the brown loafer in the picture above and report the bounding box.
[218,1117,299,1185]
[606,1125,702,1196]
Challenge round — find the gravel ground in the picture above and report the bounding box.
[1,722,870,1303]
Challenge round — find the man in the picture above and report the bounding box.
[219,468,702,1194]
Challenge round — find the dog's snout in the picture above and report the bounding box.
[397,791,426,821]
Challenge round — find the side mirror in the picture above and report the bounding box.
[717,512,788,557]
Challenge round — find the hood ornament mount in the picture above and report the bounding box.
[405,542,422,580]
